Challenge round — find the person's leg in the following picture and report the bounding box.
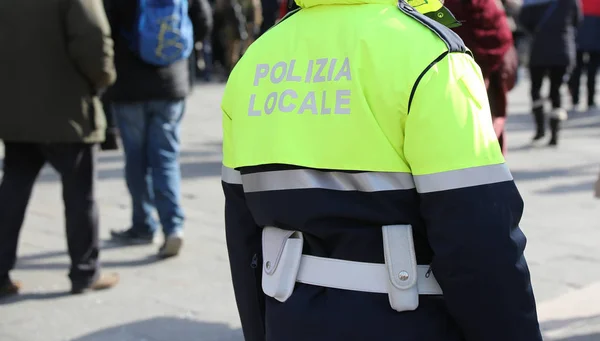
[587,51,600,108]
[529,66,546,141]
[100,96,119,151]
[548,66,569,146]
[146,100,186,257]
[47,143,99,285]
[211,15,226,72]
[492,116,507,155]
[486,72,508,155]
[111,102,158,243]
[549,66,567,109]
[43,143,118,293]
[568,50,584,107]
[0,142,44,297]
[202,39,213,82]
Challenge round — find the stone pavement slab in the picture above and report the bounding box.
[0,79,599,341]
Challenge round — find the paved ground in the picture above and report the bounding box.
[0,76,599,341]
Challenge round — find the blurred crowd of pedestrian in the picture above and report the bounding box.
[194,0,296,80]
[445,0,599,151]
[0,0,290,298]
[204,0,600,152]
[0,0,598,299]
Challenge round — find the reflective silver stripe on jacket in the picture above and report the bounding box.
[242,169,415,193]
[222,165,242,184]
[222,163,513,193]
[413,163,513,193]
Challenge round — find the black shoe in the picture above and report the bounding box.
[110,228,156,245]
[71,273,119,294]
[0,277,21,299]
[531,107,546,144]
[532,132,545,141]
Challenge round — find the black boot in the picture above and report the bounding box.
[531,106,545,142]
[548,108,567,146]
[548,118,559,146]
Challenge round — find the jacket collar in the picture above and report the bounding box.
[294,0,459,27]
[296,0,395,8]
[295,0,445,11]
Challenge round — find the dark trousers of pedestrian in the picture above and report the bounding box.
[529,65,568,145]
[569,50,600,108]
[0,142,99,287]
[259,0,278,36]
[100,96,120,151]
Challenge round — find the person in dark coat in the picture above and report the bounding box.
[212,0,249,77]
[444,0,517,155]
[519,0,582,146]
[0,0,119,297]
[568,0,600,111]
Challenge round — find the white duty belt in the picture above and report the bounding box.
[261,225,443,313]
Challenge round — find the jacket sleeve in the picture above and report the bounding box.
[469,0,514,76]
[572,0,583,27]
[64,0,116,90]
[189,0,213,43]
[403,52,542,341]
[221,97,266,341]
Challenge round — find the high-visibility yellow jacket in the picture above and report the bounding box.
[221,0,542,340]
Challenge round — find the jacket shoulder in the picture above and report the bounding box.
[397,1,468,54]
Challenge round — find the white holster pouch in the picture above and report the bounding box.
[261,227,304,302]
[261,225,443,312]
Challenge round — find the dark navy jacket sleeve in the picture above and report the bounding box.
[420,182,542,341]
[222,180,266,341]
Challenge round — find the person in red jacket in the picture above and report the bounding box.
[444,0,517,155]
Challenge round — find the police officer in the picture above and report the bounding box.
[220,0,543,340]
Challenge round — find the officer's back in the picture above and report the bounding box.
[221,0,543,340]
